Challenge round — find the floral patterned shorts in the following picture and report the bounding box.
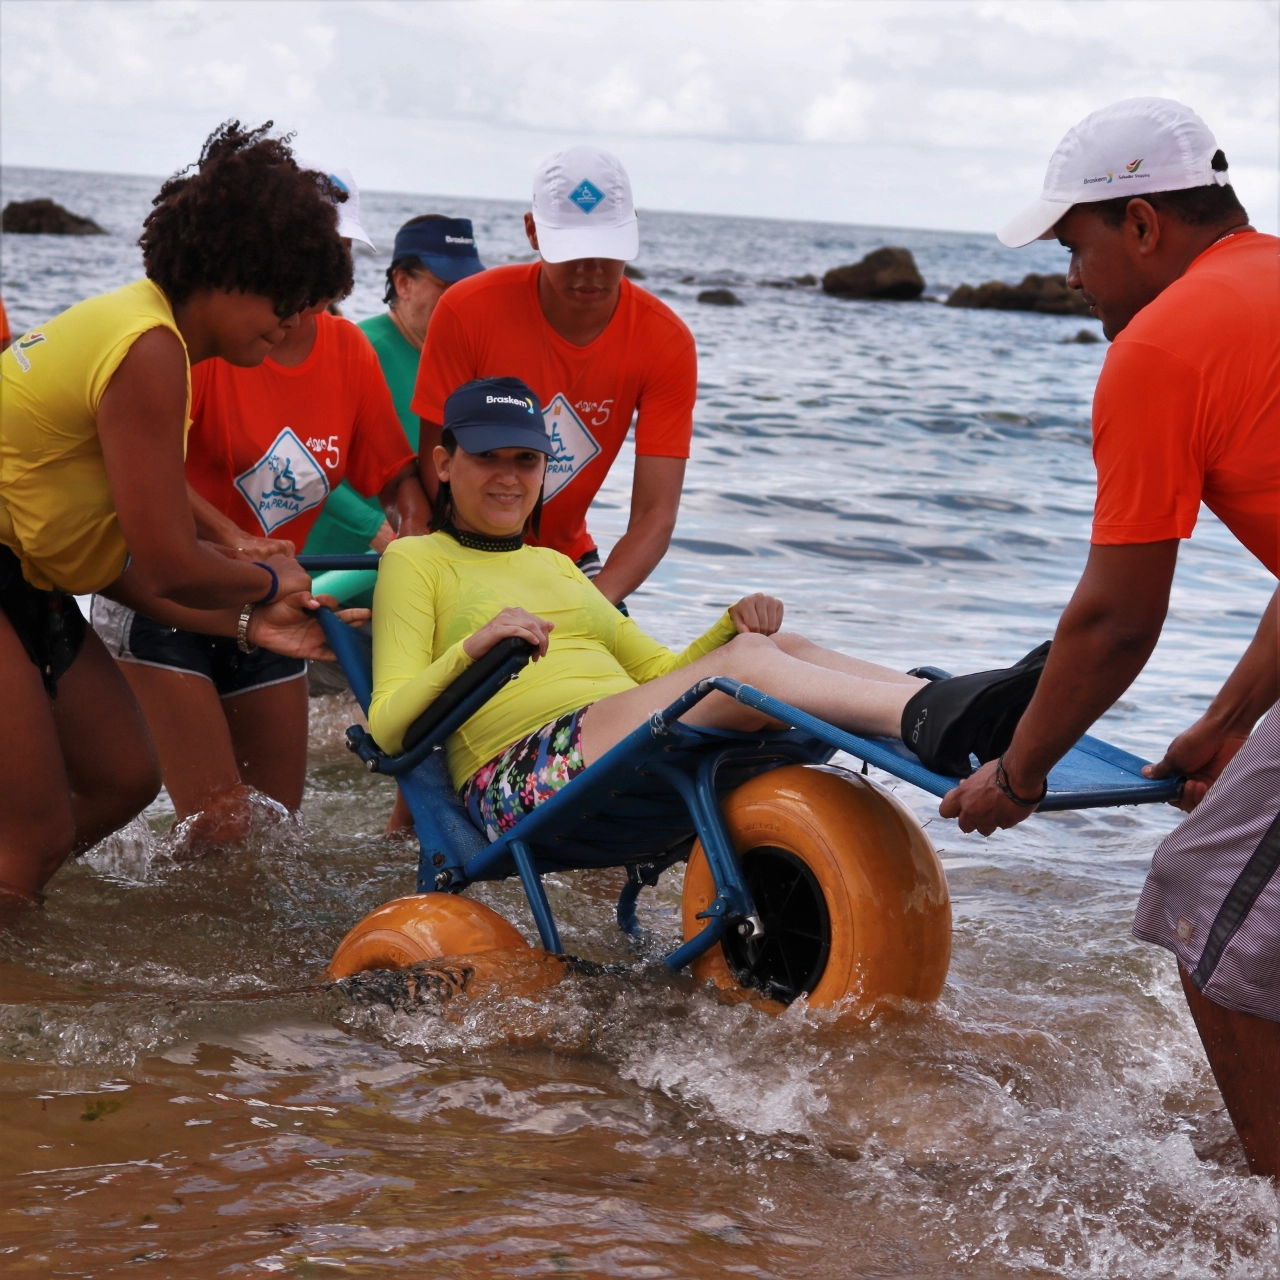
[461,706,590,842]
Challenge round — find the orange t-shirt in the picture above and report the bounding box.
[411,263,697,563]
[1091,230,1280,576]
[186,312,414,547]
[0,295,10,348]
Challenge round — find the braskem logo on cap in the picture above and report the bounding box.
[569,179,605,213]
[486,394,536,414]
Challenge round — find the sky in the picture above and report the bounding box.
[2,0,1276,234]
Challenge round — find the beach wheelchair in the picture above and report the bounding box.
[308,557,1182,1014]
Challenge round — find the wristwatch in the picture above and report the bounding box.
[237,605,257,653]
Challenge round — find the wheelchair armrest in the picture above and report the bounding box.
[403,636,535,751]
[351,636,535,777]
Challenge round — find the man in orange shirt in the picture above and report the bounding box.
[942,99,1280,1174]
[412,146,697,607]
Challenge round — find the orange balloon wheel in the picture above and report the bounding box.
[680,765,951,1012]
[327,893,531,980]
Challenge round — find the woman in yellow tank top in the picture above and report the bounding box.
[0,122,364,906]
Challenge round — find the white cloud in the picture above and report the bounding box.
[1,0,1274,232]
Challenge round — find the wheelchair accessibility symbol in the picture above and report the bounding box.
[541,395,602,501]
[235,427,330,533]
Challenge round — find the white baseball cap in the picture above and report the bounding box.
[531,145,639,263]
[301,161,376,250]
[998,97,1230,248]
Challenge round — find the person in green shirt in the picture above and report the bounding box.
[304,215,485,608]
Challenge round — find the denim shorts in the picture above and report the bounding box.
[90,596,305,698]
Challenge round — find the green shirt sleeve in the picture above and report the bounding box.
[306,480,385,553]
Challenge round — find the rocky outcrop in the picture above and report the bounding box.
[762,273,819,289]
[2,198,106,235]
[697,288,743,306]
[946,273,1090,316]
[822,248,924,301]
[1063,328,1102,344]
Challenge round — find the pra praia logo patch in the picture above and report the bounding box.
[235,427,330,533]
[568,179,605,214]
[541,394,601,501]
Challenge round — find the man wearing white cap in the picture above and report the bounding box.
[412,145,697,606]
[942,98,1280,1173]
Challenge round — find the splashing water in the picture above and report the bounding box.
[1,165,1277,1276]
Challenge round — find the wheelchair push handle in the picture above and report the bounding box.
[297,553,382,573]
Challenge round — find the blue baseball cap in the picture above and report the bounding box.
[443,378,552,454]
[392,216,484,283]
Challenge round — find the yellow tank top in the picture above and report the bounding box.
[0,278,190,592]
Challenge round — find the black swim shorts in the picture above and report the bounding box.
[90,596,305,698]
[0,544,87,697]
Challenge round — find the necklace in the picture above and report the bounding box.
[442,521,525,553]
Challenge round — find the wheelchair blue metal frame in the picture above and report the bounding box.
[314,600,1182,963]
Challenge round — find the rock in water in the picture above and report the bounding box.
[2,198,107,235]
[946,273,1091,316]
[822,248,924,301]
[1064,328,1102,343]
[698,288,743,306]
[623,263,646,280]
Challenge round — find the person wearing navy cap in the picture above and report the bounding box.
[303,214,485,599]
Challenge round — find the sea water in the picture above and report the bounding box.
[1,165,1276,1277]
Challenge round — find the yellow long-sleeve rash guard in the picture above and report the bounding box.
[369,534,739,790]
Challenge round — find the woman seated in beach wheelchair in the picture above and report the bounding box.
[324,376,1055,1014]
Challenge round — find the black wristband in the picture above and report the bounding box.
[996,755,1047,807]
[251,561,279,605]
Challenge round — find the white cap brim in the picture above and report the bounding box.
[997,197,1074,248]
[535,216,639,264]
[337,210,376,251]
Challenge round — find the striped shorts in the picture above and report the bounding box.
[1133,702,1280,1021]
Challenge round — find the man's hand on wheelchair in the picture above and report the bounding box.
[464,608,554,663]
[730,593,784,636]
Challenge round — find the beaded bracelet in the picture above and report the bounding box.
[995,755,1047,807]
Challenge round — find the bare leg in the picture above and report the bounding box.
[1180,963,1280,1177]
[119,664,306,851]
[385,788,415,835]
[119,663,240,820]
[223,677,309,810]
[580,632,924,765]
[771,632,922,685]
[0,619,160,900]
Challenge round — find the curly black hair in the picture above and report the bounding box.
[139,120,354,312]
